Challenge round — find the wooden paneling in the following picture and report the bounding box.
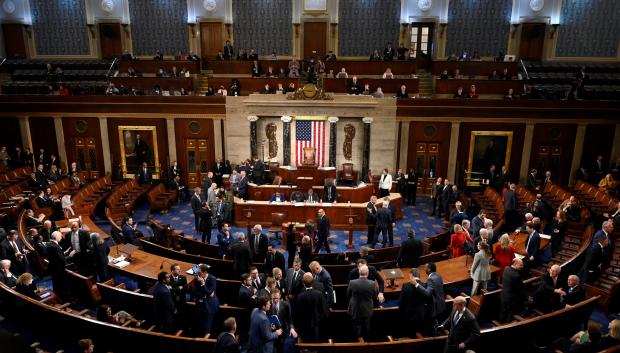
[519,23,545,61]
[107,118,169,178]
[303,22,327,59]
[28,117,58,162]
[435,79,523,95]
[431,61,518,76]
[2,24,26,59]
[174,118,215,185]
[99,22,122,59]
[529,124,577,185]
[324,78,419,94]
[0,117,23,149]
[457,123,526,185]
[580,124,616,170]
[200,22,224,60]
[111,77,194,91]
[407,122,451,194]
[61,117,104,174]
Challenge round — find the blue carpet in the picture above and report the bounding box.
[150,196,447,252]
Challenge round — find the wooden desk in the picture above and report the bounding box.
[110,77,194,91]
[277,166,336,186]
[108,245,194,282]
[435,79,524,95]
[325,60,417,76]
[233,193,402,230]
[381,256,500,294]
[431,61,519,77]
[206,77,300,95]
[510,231,550,256]
[204,59,293,74]
[118,59,200,74]
[323,78,419,94]
[247,183,374,203]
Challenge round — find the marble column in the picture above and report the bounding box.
[327,116,339,167]
[53,117,68,171]
[248,115,259,158]
[281,116,292,165]
[99,117,112,175]
[519,122,536,184]
[166,118,177,168]
[398,121,410,169]
[447,122,460,182]
[18,116,32,150]
[568,124,587,185]
[361,117,373,181]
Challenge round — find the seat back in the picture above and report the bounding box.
[271,212,286,226]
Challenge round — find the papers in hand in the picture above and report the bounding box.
[111,255,126,264]
[540,233,551,240]
[114,260,130,268]
[186,268,197,275]
[515,253,525,260]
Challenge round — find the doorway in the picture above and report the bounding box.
[200,22,224,60]
[303,22,327,60]
[414,143,440,195]
[410,22,434,69]
[519,23,546,61]
[2,24,27,58]
[99,23,122,59]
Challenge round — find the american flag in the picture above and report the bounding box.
[296,120,326,166]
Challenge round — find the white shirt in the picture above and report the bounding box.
[379,174,392,190]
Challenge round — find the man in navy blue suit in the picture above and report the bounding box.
[153,271,176,333]
[217,223,233,257]
[524,222,541,273]
[121,216,138,245]
[248,296,283,353]
[191,264,220,338]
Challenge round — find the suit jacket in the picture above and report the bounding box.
[45,241,67,276]
[399,282,428,325]
[250,232,269,262]
[137,167,152,184]
[191,274,220,314]
[315,269,335,306]
[214,332,239,353]
[419,272,446,318]
[563,285,586,306]
[61,229,91,253]
[34,171,49,187]
[398,237,423,268]
[153,282,176,329]
[582,243,605,274]
[285,268,305,297]
[533,273,563,312]
[0,271,17,287]
[251,273,267,291]
[169,165,182,179]
[217,231,232,256]
[269,300,293,334]
[0,239,26,274]
[442,308,480,353]
[347,277,377,319]
[526,173,537,190]
[265,251,285,275]
[239,284,257,310]
[366,201,377,225]
[169,274,187,305]
[348,266,384,293]
[503,189,517,211]
[248,308,279,353]
[121,223,137,245]
[500,266,527,305]
[191,194,203,213]
[323,184,337,202]
[295,288,328,331]
[376,207,392,229]
[238,176,249,199]
[525,231,541,262]
[317,215,330,239]
[441,184,451,203]
[230,241,253,274]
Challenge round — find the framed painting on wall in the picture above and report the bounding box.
[118,125,160,179]
[467,131,513,176]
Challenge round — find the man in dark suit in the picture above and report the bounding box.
[250,225,269,262]
[237,171,249,199]
[0,230,27,276]
[153,271,176,333]
[323,179,337,203]
[418,262,446,334]
[524,222,541,272]
[169,264,187,312]
[603,202,620,227]
[34,164,49,187]
[315,209,331,253]
[169,160,182,180]
[137,162,151,184]
[562,274,586,307]
[310,261,334,307]
[239,273,258,311]
[214,317,239,353]
[269,288,296,352]
[348,259,385,305]
[285,257,305,301]
[365,196,377,245]
[250,266,266,291]
[38,220,54,242]
[223,41,234,60]
[248,296,282,353]
[439,179,451,219]
[441,296,480,353]
[406,168,418,205]
[397,230,423,268]
[217,223,233,257]
[532,264,565,313]
[213,158,225,186]
[190,187,204,232]
[62,222,92,272]
[373,202,391,248]
[486,165,498,191]
[431,177,443,216]
[500,258,528,323]
[503,183,518,229]
[592,155,606,183]
[265,245,285,276]
[294,273,328,343]
[212,195,227,231]
[252,157,265,185]
[191,264,220,338]
[347,265,378,341]
[581,235,608,284]
[449,201,468,227]
[121,217,138,245]
[230,233,252,276]
[527,169,538,190]
[46,231,70,300]
[399,268,430,337]
[396,84,409,98]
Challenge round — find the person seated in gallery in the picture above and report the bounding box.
[382,68,394,79]
[362,83,371,95]
[237,49,248,60]
[215,51,225,61]
[500,68,512,80]
[467,84,478,98]
[348,76,362,95]
[439,69,449,80]
[372,87,384,98]
[127,67,138,77]
[216,85,228,96]
[336,68,349,79]
[261,84,272,94]
[453,68,463,79]
[306,188,319,203]
[286,82,296,93]
[454,86,466,99]
[155,67,168,77]
[290,190,305,203]
[489,70,501,80]
[247,49,258,61]
[505,88,516,100]
[369,49,382,61]
[396,85,409,98]
[269,192,287,203]
[153,50,164,60]
[229,80,241,96]
[170,66,180,78]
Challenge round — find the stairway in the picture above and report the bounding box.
[198,73,210,95]
[416,69,433,98]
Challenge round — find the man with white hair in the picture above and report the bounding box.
[46,231,72,300]
[484,218,496,244]
[347,265,377,342]
[533,264,565,312]
[0,259,17,287]
[562,274,585,307]
[39,220,54,242]
[441,296,480,353]
[250,224,268,262]
[450,201,468,227]
[473,228,492,256]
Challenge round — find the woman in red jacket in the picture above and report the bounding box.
[449,224,473,258]
[493,233,515,279]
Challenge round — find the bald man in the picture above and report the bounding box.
[441,296,480,353]
[533,264,565,313]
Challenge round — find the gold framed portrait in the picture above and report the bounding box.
[118,126,160,179]
[467,131,513,176]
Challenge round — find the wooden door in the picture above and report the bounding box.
[99,23,122,59]
[533,145,563,184]
[414,143,440,195]
[185,138,209,188]
[303,22,327,59]
[200,22,223,60]
[519,23,546,61]
[2,24,27,58]
[73,137,100,180]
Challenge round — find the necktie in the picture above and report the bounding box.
[293,271,298,281]
[11,241,18,254]
[526,234,532,252]
[454,311,461,325]
[255,235,259,252]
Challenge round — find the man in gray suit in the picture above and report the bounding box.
[347,265,378,342]
[417,262,446,336]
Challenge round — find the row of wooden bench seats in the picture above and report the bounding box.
[28,177,72,218]
[105,178,151,231]
[470,186,505,224]
[72,175,115,216]
[514,184,536,209]
[573,180,618,215]
[146,183,177,212]
[0,168,35,220]
[0,165,32,188]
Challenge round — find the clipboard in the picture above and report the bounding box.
[269,314,281,329]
